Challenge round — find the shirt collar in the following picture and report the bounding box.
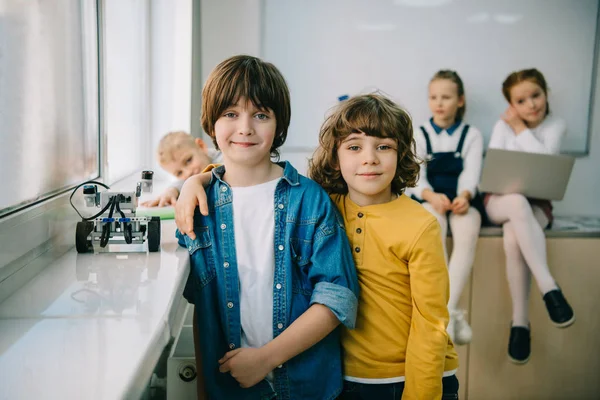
[280,161,300,186]
[430,117,462,136]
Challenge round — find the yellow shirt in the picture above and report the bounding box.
[333,193,459,400]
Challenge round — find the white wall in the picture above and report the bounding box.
[149,0,193,179]
[553,65,600,217]
[263,0,598,154]
[200,1,600,217]
[196,0,261,145]
[199,0,261,83]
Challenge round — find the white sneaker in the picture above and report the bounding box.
[449,309,472,345]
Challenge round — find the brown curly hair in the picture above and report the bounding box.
[201,55,291,158]
[309,93,420,195]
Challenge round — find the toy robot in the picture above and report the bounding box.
[74,171,160,253]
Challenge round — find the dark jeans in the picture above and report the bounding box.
[339,374,459,400]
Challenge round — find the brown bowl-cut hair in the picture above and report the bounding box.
[200,55,291,157]
[309,93,420,195]
[502,68,550,116]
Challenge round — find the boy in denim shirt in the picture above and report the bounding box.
[176,55,359,400]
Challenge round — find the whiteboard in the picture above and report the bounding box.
[263,0,599,153]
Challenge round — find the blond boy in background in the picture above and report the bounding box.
[142,131,222,207]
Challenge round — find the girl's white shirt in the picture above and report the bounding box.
[488,115,566,155]
[410,120,484,200]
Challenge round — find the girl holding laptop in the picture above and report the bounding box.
[485,68,575,364]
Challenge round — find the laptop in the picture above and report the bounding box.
[479,149,575,201]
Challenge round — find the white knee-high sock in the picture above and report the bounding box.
[503,221,531,327]
[486,194,558,294]
[422,202,449,265]
[447,207,481,311]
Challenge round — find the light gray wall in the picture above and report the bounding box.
[553,63,600,217]
[197,0,260,142]
[201,0,600,217]
[262,0,598,154]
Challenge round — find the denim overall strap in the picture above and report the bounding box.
[455,124,470,154]
[425,124,470,200]
[420,126,433,157]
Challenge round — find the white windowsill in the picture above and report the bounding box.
[0,193,189,399]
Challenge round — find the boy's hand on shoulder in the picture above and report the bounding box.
[218,347,275,388]
[141,187,180,208]
[175,173,211,240]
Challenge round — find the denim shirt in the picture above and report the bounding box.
[177,161,359,400]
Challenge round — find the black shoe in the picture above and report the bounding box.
[508,326,531,364]
[543,289,575,328]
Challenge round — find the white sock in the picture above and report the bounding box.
[422,202,449,265]
[447,207,481,311]
[486,194,558,295]
[503,221,531,327]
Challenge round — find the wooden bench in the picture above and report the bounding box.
[451,216,600,400]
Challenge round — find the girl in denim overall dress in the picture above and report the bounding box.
[485,68,574,364]
[409,70,485,346]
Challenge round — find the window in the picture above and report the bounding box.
[0,1,99,217]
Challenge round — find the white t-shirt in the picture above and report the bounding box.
[232,178,280,383]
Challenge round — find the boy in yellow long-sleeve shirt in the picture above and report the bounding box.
[310,94,459,399]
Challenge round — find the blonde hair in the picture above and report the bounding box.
[157,131,197,164]
[201,55,291,158]
[309,93,420,195]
